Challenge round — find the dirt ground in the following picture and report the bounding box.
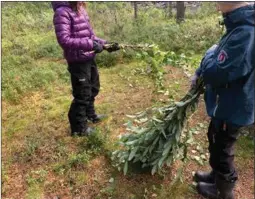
[2,63,254,199]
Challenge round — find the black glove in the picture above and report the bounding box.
[93,41,103,53]
[105,42,120,52]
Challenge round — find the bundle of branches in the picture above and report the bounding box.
[105,43,196,90]
[111,78,204,175]
[103,43,154,51]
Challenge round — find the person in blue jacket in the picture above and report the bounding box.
[191,2,254,199]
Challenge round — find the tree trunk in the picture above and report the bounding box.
[176,1,185,23]
[168,1,173,18]
[134,2,138,19]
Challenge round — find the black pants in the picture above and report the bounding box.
[208,119,240,182]
[68,60,100,133]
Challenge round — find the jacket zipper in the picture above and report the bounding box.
[211,29,238,118]
[213,94,220,117]
[213,104,219,117]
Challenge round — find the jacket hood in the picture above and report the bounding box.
[223,4,255,31]
[51,1,71,11]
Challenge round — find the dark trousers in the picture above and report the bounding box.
[208,119,240,182]
[67,60,100,133]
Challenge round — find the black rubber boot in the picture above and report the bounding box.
[86,100,107,123]
[71,127,96,137]
[88,114,107,123]
[196,182,218,199]
[216,176,235,199]
[196,176,236,199]
[194,170,215,183]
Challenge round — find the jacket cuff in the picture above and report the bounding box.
[95,37,107,45]
[88,39,94,51]
[195,67,202,76]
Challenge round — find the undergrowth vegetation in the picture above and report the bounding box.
[2,2,221,103]
[3,2,253,199]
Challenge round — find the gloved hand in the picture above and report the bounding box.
[104,42,120,52]
[190,44,218,88]
[93,41,103,54]
[190,73,199,88]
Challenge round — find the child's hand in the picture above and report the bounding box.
[190,73,199,88]
[93,41,103,53]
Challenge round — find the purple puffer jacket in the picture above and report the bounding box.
[52,1,106,63]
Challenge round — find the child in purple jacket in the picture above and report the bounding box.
[52,1,119,136]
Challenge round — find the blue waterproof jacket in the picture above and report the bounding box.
[196,5,255,126]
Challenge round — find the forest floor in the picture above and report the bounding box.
[2,61,254,199]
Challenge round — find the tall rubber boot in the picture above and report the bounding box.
[216,176,235,199]
[196,176,236,199]
[87,100,106,123]
[197,182,217,199]
[194,170,215,183]
[72,127,96,137]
